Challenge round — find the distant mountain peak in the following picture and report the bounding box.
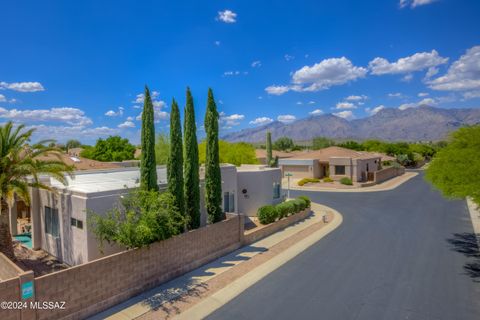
[222,106,480,142]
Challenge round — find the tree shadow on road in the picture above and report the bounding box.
[446,232,480,282]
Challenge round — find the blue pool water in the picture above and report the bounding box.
[14,233,32,249]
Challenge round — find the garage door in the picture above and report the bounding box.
[282,165,313,178]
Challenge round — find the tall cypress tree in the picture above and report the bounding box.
[140,86,158,191]
[204,88,224,223]
[266,131,273,165]
[183,88,201,229]
[167,98,185,219]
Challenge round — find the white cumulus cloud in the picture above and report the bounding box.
[265,85,290,95]
[333,110,355,120]
[398,97,436,110]
[428,46,480,94]
[0,94,5,102]
[365,105,386,115]
[400,0,438,9]
[336,102,357,109]
[251,61,261,68]
[388,92,403,98]
[0,81,45,92]
[105,107,124,117]
[345,95,368,101]
[219,112,245,127]
[0,107,92,126]
[118,120,135,129]
[277,114,296,123]
[217,10,237,23]
[292,57,367,91]
[266,57,367,95]
[249,117,273,126]
[369,50,448,75]
[309,109,324,116]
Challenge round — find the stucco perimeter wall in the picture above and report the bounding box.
[34,215,244,320]
[243,208,312,245]
[374,166,405,184]
[0,277,21,320]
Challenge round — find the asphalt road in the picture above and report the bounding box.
[208,172,480,320]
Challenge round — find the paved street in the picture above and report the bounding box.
[208,172,480,320]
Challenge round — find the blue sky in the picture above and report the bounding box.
[1,0,479,144]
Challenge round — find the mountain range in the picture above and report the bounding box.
[222,106,480,142]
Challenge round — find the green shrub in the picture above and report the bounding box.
[297,195,311,207]
[340,177,353,185]
[382,160,392,166]
[284,201,297,215]
[276,202,291,219]
[297,178,320,186]
[257,205,278,224]
[323,177,333,183]
[260,196,312,224]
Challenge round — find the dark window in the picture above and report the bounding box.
[335,165,346,175]
[273,182,281,199]
[45,206,59,237]
[224,192,235,212]
[229,193,235,212]
[71,217,84,230]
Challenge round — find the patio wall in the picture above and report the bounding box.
[33,214,244,320]
[0,253,35,320]
[374,166,405,184]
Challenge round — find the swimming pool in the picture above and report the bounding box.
[13,233,32,249]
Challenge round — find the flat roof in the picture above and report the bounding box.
[49,167,167,194]
[236,165,280,172]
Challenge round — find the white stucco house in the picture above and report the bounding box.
[9,164,282,266]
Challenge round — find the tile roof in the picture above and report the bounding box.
[288,146,384,161]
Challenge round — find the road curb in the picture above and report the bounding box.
[174,203,343,320]
[466,197,480,249]
[286,172,418,193]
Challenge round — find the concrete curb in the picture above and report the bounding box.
[466,197,480,249]
[174,203,343,320]
[287,172,418,193]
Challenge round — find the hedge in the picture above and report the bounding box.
[257,195,312,225]
[340,177,353,185]
[297,178,320,186]
[257,205,278,224]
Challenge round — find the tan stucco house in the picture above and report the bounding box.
[278,146,388,182]
[8,164,282,266]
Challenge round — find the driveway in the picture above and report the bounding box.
[208,172,480,320]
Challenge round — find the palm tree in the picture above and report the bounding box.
[0,122,74,258]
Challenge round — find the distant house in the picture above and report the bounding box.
[278,146,396,183]
[255,149,301,164]
[67,148,84,157]
[9,164,281,266]
[39,152,121,171]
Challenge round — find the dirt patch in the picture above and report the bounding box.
[12,242,69,277]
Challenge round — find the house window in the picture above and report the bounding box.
[223,192,235,212]
[45,206,59,237]
[71,218,84,230]
[335,165,346,175]
[273,182,281,199]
